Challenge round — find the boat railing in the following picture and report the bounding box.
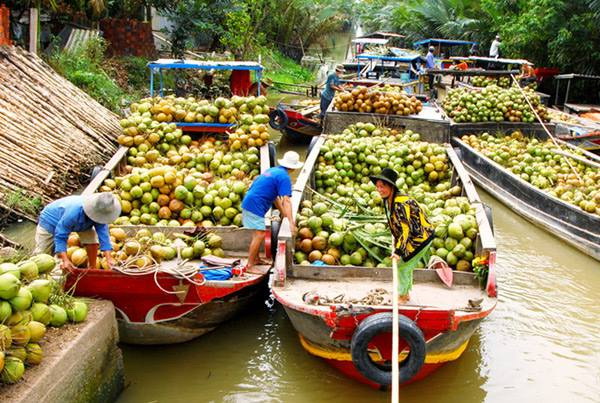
[274,131,497,291]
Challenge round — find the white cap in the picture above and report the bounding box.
[83,192,121,224]
[278,151,303,170]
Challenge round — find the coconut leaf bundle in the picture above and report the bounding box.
[0,46,120,220]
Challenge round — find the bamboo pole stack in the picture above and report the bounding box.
[0,45,120,220]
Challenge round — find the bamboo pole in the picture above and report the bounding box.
[391,254,400,403]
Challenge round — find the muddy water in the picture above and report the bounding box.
[116,131,600,402]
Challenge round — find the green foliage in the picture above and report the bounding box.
[48,38,126,112]
[358,0,600,75]
[2,190,42,217]
[262,48,315,84]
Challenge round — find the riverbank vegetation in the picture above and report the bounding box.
[357,0,600,75]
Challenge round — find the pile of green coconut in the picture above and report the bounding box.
[0,254,89,385]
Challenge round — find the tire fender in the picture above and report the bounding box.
[269,108,288,130]
[351,312,426,386]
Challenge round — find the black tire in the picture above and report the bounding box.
[269,108,288,130]
[351,312,426,386]
[307,135,320,155]
[270,219,281,258]
[268,142,277,168]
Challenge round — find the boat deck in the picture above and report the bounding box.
[276,277,493,313]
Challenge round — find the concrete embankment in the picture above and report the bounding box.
[1,300,124,403]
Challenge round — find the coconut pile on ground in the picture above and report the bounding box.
[0,254,89,384]
[0,46,120,221]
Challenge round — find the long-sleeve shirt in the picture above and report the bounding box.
[489,40,500,58]
[425,52,435,69]
[38,195,112,253]
[384,194,434,261]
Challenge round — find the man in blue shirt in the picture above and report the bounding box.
[425,46,436,70]
[241,151,303,270]
[34,193,121,271]
[319,64,346,119]
[425,46,437,95]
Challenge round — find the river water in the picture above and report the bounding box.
[3,33,599,403]
[115,128,600,402]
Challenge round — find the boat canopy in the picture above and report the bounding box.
[351,38,389,45]
[359,31,405,39]
[357,53,423,63]
[468,56,533,66]
[414,38,477,47]
[148,59,263,71]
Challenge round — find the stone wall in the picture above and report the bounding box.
[101,18,156,58]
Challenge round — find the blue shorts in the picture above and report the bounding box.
[242,209,266,230]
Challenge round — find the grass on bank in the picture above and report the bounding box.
[262,49,315,85]
[47,38,149,113]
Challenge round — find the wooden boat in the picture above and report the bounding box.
[271,135,497,388]
[269,103,322,142]
[64,226,271,345]
[451,126,600,261]
[66,143,276,345]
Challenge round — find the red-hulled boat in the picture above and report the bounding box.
[271,135,497,388]
[65,143,275,344]
[65,226,272,345]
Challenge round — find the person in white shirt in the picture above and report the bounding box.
[489,35,501,58]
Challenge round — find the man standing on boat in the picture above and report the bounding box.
[425,46,437,95]
[241,151,304,271]
[371,168,434,302]
[33,193,121,271]
[319,64,346,120]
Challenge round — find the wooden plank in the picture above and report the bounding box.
[474,203,496,252]
[28,8,38,54]
[81,146,129,196]
[290,265,479,285]
[259,143,270,174]
[446,145,480,203]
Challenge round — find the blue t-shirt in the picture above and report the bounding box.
[426,52,435,69]
[38,195,112,253]
[321,73,341,100]
[241,166,292,217]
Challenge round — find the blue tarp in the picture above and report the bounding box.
[413,38,477,47]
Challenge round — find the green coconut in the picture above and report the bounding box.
[27,321,46,342]
[28,279,52,304]
[30,303,52,325]
[66,300,88,323]
[25,343,43,366]
[17,260,39,282]
[49,305,68,327]
[6,346,27,362]
[0,272,21,300]
[0,357,25,384]
[0,301,12,322]
[30,254,56,274]
[9,287,33,312]
[10,324,30,346]
[0,324,12,350]
[0,262,20,279]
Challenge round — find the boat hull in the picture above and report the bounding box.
[117,280,266,345]
[65,264,270,345]
[278,303,487,389]
[452,138,600,260]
